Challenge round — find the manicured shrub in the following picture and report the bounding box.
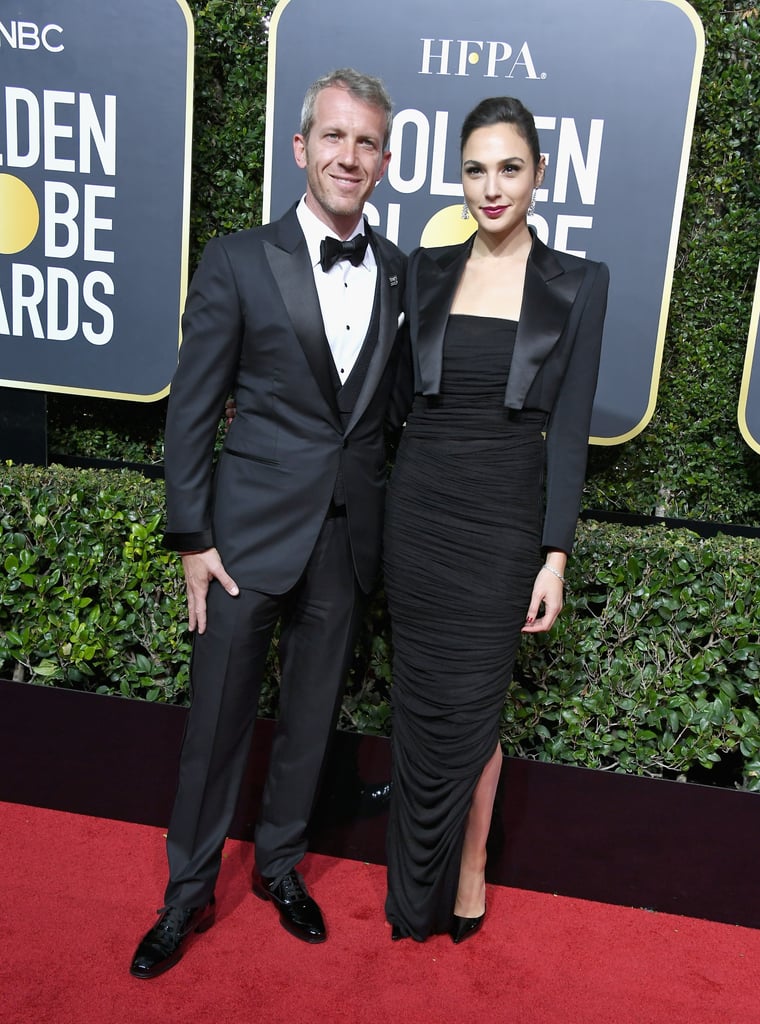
[506,521,760,790]
[0,464,189,703]
[2,464,758,788]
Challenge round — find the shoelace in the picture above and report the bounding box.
[278,873,307,903]
[155,905,192,936]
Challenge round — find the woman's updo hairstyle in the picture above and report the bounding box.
[460,96,541,168]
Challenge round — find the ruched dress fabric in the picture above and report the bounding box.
[384,314,546,940]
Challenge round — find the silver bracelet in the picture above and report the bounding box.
[541,563,566,585]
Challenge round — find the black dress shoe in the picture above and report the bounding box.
[129,898,216,979]
[252,869,326,943]
[450,908,485,945]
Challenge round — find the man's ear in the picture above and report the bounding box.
[293,133,307,169]
[375,150,392,185]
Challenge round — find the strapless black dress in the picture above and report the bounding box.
[384,314,546,940]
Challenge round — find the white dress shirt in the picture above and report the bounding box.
[296,198,377,383]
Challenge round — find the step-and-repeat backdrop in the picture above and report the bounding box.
[0,0,193,400]
[1,0,755,451]
[264,0,704,443]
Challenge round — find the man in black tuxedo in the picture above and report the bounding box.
[130,68,407,978]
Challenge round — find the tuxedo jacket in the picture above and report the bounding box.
[163,204,407,594]
[404,230,609,554]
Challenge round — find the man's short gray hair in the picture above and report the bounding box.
[300,68,393,151]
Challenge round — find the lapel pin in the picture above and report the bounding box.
[389,275,398,287]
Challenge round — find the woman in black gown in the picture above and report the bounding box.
[384,97,609,943]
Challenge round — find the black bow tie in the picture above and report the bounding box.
[319,234,369,272]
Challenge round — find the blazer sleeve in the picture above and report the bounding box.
[385,318,414,437]
[376,244,412,437]
[541,260,610,554]
[163,236,244,551]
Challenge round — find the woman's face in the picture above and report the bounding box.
[461,122,545,240]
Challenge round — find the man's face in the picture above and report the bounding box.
[293,85,391,237]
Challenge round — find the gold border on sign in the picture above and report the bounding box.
[0,0,195,402]
[738,260,760,455]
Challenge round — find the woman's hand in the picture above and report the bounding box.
[224,397,237,431]
[521,555,567,634]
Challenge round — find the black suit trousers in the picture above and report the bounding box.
[163,516,362,908]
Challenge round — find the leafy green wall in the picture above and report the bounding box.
[2,465,758,787]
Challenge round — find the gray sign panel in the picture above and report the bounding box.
[0,0,193,400]
[265,0,703,442]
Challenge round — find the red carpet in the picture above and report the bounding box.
[1,801,758,1024]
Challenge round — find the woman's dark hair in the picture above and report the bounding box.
[460,97,541,166]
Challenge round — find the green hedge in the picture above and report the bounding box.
[0,465,189,702]
[2,464,758,788]
[507,521,760,789]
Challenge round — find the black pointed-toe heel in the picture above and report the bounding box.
[450,909,485,944]
[391,923,403,941]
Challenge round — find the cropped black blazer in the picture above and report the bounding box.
[404,230,609,553]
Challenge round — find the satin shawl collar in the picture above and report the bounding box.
[413,231,586,409]
[264,205,339,420]
[414,241,470,397]
[344,223,401,436]
[264,209,400,435]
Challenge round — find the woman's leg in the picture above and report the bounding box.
[454,742,502,917]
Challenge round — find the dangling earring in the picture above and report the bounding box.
[461,201,470,220]
[527,190,536,217]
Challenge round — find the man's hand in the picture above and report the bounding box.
[181,548,239,634]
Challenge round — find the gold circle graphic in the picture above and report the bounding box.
[0,175,40,254]
[420,204,477,249]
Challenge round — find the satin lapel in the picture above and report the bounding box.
[415,243,471,394]
[505,237,586,409]
[345,244,400,434]
[263,228,339,420]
